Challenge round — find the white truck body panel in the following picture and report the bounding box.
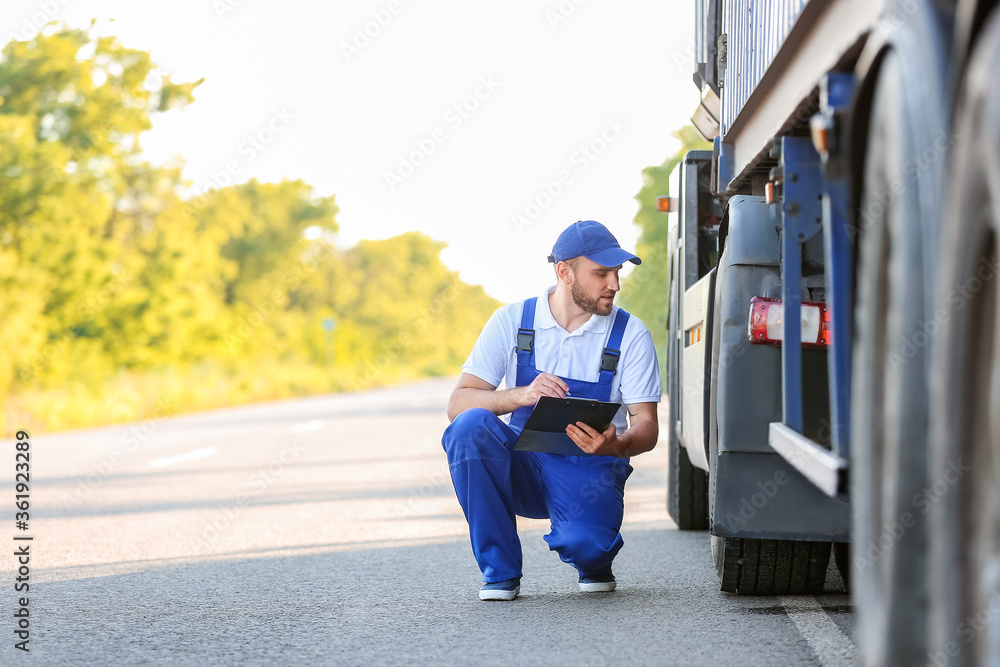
[680,270,714,471]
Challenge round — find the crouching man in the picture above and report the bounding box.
[442,220,661,600]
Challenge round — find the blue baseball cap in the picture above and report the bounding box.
[547,220,641,267]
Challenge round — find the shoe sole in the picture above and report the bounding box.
[479,585,520,601]
[578,582,616,593]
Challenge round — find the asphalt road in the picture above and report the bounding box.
[0,377,855,666]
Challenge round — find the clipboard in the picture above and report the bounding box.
[512,396,621,456]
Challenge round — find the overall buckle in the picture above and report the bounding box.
[600,349,620,373]
[517,328,534,353]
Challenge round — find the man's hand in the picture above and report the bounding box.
[446,372,570,422]
[517,372,569,407]
[567,421,622,457]
[566,402,659,458]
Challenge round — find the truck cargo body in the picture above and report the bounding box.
[698,0,883,191]
[669,0,1000,664]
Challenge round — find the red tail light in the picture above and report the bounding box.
[748,297,831,348]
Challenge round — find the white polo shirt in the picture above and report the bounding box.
[461,285,661,434]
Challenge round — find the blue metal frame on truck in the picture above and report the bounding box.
[817,72,855,470]
[765,73,856,499]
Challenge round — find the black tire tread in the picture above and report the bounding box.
[718,537,742,593]
[774,540,794,594]
[806,542,832,594]
[789,540,809,595]
[739,538,760,593]
[667,430,710,530]
[715,537,831,595]
[834,542,851,592]
[757,539,777,593]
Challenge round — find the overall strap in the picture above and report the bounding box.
[597,308,631,392]
[510,297,539,433]
[514,297,537,386]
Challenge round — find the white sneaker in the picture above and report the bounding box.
[479,578,520,601]
[578,570,616,592]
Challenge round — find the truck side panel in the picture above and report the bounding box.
[710,196,850,540]
[712,451,851,540]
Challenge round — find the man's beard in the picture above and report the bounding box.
[571,280,614,316]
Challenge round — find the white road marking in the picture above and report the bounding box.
[779,596,857,667]
[289,420,326,434]
[149,447,219,468]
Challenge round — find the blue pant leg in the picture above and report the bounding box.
[442,408,544,582]
[540,455,634,573]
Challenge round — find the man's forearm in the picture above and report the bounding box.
[447,386,526,422]
[616,418,658,457]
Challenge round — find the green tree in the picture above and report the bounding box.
[181,179,344,362]
[0,24,201,396]
[0,24,504,434]
[339,232,500,389]
[619,126,712,379]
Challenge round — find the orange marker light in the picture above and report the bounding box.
[656,197,678,213]
[810,115,831,155]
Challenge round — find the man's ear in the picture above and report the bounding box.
[555,260,574,285]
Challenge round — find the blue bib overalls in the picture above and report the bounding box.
[442,297,634,583]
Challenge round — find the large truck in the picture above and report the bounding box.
[665,1,1000,665]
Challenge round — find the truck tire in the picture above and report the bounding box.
[711,535,830,595]
[928,10,1000,665]
[834,542,850,592]
[667,426,709,530]
[666,274,710,530]
[851,39,946,665]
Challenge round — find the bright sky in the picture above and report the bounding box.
[2,0,698,304]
